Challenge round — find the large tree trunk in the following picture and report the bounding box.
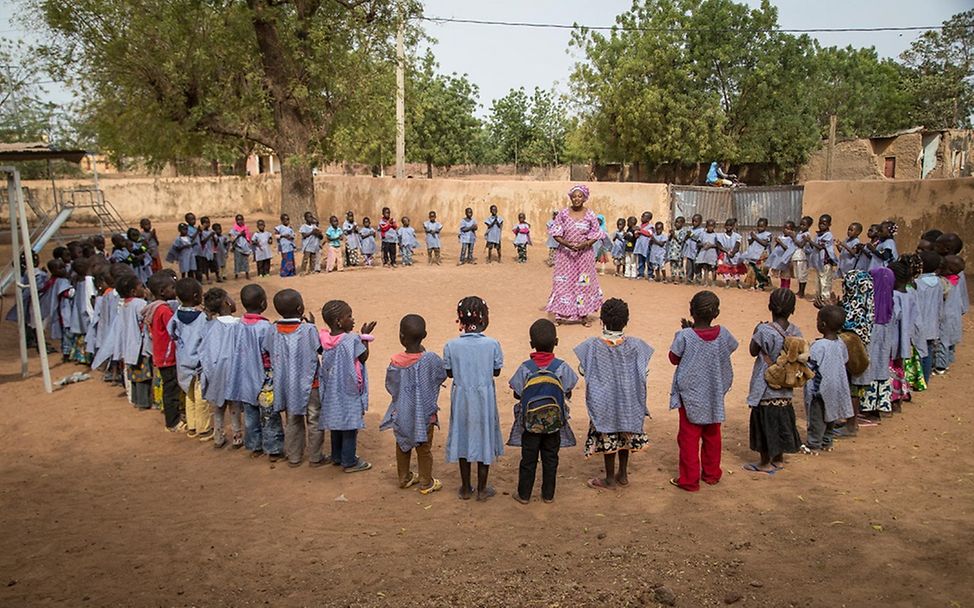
[278,150,317,222]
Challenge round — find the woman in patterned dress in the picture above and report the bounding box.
[545,184,606,327]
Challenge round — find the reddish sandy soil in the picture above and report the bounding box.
[0,216,972,607]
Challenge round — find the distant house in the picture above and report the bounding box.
[799,127,974,182]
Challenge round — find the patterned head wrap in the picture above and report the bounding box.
[597,214,606,230]
[884,221,899,236]
[840,270,874,345]
[567,184,590,202]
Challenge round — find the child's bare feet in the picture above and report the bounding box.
[614,473,629,486]
[457,485,474,500]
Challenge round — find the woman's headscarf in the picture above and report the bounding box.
[567,184,590,202]
[870,267,894,325]
[840,270,874,345]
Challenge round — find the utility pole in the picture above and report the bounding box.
[395,6,405,180]
[826,114,837,180]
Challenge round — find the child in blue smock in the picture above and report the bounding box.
[610,217,627,277]
[649,221,669,282]
[381,314,447,494]
[343,211,361,267]
[574,298,653,491]
[423,211,443,265]
[444,296,504,501]
[633,211,653,280]
[358,218,377,267]
[669,290,739,492]
[265,288,324,467]
[200,287,243,449]
[167,277,213,440]
[484,205,504,264]
[682,214,704,284]
[458,208,478,265]
[509,319,578,504]
[318,299,376,472]
[545,211,558,268]
[804,305,852,452]
[166,223,196,279]
[512,212,532,264]
[765,221,797,291]
[230,284,283,460]
[398,217,418,266]
[694,219,720,286]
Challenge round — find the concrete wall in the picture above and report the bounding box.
[313,177,670,234]
[16,175,670,237]
[799,130,974,183]
[14,174,974,264]
[802,177,974,257]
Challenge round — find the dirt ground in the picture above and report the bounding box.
[1,216,972,608]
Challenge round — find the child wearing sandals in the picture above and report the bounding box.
[804,305,852,452]
[443,296,504,501]
[744,289,804,474]
[669,291,739,492]
[509,319,579,504]
[574,298,653,491]
[381,314,447,494]
[318,300,376,473]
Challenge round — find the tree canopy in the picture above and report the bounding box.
[32,0,420,218]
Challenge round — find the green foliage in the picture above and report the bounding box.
[568,0,972,175]
[31,0,421,212]
[486,86,570,167]
[815,46,914,137]
[0,37,83,178]
[900,9,974,129]
[404,52,481,173]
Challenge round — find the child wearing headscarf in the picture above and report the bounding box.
[854,267,895,422]
[826,269,873,437]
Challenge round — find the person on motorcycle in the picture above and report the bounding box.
[706,161,737,187]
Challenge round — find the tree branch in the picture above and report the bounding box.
[332,0,370,8]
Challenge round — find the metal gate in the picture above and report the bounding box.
[671,185,803,230]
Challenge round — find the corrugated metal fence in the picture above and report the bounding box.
[670,185,803,230]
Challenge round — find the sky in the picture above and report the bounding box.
[2,0,971,116]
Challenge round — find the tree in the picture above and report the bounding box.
[568,0,846,176]
[406,51,481,178]
[900,9,974,129]
[0,38,82,178]
[522,88,569,167]
[32,0,420,219]
[815,46,914,137]
[486,88,531,170]
[568,0,727,167]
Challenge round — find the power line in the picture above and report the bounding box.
[419,15,963,34]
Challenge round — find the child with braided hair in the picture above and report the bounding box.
[744,288,804,474]
[668,291,739,491]
[443,296,504,501]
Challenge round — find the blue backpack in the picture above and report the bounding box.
[520,359,567,434]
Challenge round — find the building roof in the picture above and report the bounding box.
[0,142,87,163]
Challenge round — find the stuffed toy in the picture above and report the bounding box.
[839,331,870,376]
[765,336,814,389]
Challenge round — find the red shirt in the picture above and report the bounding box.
[151,304,176,367]
[669,326,721,365]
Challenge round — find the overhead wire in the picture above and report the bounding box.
[419,15,966,34]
